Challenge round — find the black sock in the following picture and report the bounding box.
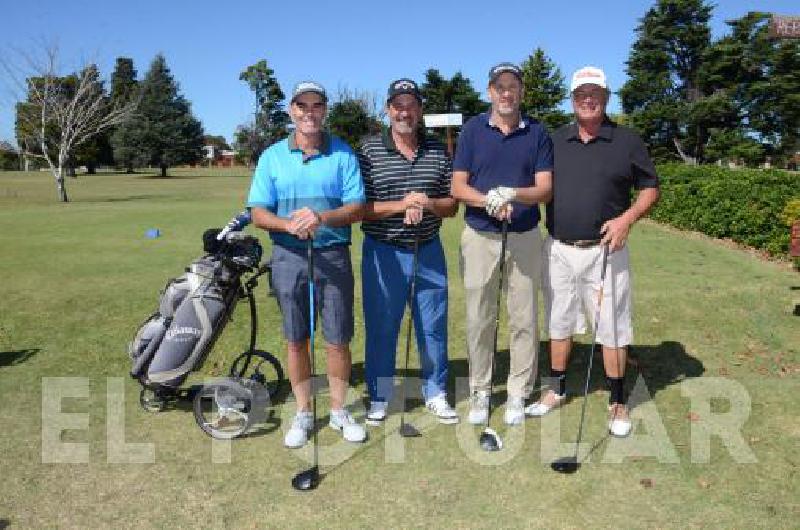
[551,369,566,396]
[607,376,625,405]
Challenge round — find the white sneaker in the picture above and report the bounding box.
[284,411,313,448]
[504,397,525,425]
[425,394,459,424]
[468,391,490,425]
[525,391,566,417]
[366,401,388,426]
[329,409,367,443]
[608,403,632,437]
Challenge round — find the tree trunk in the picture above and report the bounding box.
[67,164,76,178]
[56,172,69,202]
[86,161,96,174]
[126,164,134,174]
[160,164,168,178]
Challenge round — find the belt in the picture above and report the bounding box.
[558,239,602,248]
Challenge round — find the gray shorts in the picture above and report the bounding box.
[270,244,354,345]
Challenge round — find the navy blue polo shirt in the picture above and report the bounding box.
[453,112,553,233]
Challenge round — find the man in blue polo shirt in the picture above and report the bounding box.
[247,81,367,448]
[451,62,553,426]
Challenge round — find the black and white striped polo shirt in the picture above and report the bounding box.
[358,130,453,247]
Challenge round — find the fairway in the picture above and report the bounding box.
[1,169,798,528]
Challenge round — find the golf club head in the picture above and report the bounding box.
[399,421,421,438]
[479,427,503,452]
[550,456,580,474]
[291,465,320,491]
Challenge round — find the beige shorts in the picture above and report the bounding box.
[542,237,633,347]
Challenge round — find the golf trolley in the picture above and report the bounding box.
[129,221,285,440]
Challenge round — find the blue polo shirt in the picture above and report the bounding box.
[453,112,553,233]
[247,133,365,249]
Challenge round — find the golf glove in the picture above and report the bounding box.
[485,186,516,216]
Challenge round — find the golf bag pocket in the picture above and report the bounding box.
[129,315,168,377]
[146,267,238,388]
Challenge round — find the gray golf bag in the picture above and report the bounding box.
[128,230,262,389]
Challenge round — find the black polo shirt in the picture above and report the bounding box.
[358,129,452,247]
[546,119,659,241]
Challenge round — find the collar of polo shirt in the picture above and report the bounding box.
[381,126,423,154]
[566,117,616,142]
[288,131,332,161]
[486,113,527,131]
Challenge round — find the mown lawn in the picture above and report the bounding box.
[0,169,798,529]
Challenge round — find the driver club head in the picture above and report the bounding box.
[479,427,503,452]
[291,465,320,491]
[550,456,580,474]
[399,421,421,438]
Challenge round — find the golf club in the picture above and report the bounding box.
[551,244,609,474]
[292,237,321,491]
[398,231,422,438]
[479,217,509,452]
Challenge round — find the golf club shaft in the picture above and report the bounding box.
[307,238,318,469]
[401,232,420,426]
[572,245,609,459]
[488,219,509,426]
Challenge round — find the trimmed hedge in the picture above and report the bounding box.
[651,163,800,256]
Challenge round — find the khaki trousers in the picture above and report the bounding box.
[460,225,542,399]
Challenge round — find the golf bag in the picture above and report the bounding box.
[128,229,262,389]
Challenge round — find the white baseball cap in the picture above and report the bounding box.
[570,66,607,92]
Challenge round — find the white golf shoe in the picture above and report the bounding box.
[468,391,490,425]
[525,390,566,417]
[366,401,388,426]
[608,403,632,437]
[329,409,367,443]
[425,394,459,424]
[504,397,526,425]
[284,411,314,448]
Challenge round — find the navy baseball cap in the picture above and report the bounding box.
[488,62,522,84]
[387,78,422,104]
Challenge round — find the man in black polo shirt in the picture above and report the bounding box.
[358,78,459,425]
[451,63,553,426]
[525,66,659,438]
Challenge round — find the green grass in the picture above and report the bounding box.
[1,169,798,528]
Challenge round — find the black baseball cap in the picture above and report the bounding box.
[488,62,522,84]
[387,78,422,104]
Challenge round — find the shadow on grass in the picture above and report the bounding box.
[135,173,249,180]
[0,349,40,367]
[349,340,703,411]
[0,518,8,529]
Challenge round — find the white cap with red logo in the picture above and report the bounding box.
[570,66,607,92]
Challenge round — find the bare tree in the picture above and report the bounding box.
[3,45,137,202]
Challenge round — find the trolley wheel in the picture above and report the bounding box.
[229,349,285,400]
[193,379,255,439]
[139,387,167,413]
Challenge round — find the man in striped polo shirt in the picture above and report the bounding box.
[358,78,460,425]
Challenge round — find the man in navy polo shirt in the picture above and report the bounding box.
[248,81,367,449]
[451,62,553,426]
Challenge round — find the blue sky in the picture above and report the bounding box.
[0,0,797,145]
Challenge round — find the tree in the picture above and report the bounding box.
[419,69,487,117]
[519,48,570,131]
[127,54,204,177]
[234,60,288,166]
[619,0,713,163]
[0,141,19,170]
[325,86,382,149]
[109,57,140,173]
[7,46,136,201]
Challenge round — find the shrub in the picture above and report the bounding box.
[650,164,800,256]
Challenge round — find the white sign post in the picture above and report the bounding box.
[423,113,463,156]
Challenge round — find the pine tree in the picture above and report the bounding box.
[127,54,204,177]
[234,60,288,166]
[109,57,140,172]
[619,0,713,162]
[519,48,569,131]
